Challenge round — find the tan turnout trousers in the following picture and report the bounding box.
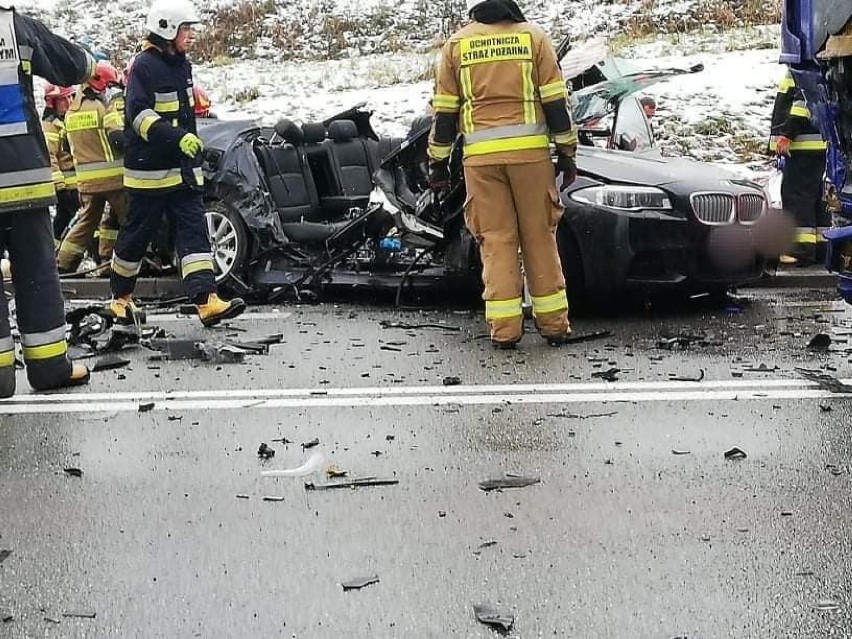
[57,190,128,270]
[464,157,569,344]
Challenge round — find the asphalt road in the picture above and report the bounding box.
[1,287,851,638]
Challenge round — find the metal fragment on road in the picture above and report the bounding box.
[138,402,155,413]
[92,354,131,372]
[62,611,96,619]
[0,550,11,564]
[262,496,286,502]
[671,449,692,456]
[442,376,462,386]
[257,443,276,459]
[301,438,320,450]
[63,468,83,477]
[261,452,325,477]
[814,599,841,612]
[341,575,379,591]
[473,603,514,631]
[591,368,620,382]
[304,477,399,490]
[379,320,460,332]
[479,476,540,492]
[724,447,747,460]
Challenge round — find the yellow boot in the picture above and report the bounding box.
[68,362,91,387]
[108,295,146,325]
[196,293,246,327]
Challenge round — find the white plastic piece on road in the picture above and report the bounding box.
[261,451,325,477]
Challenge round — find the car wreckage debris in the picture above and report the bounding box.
[669,370,705,382]
[379,320,461,332]
[473,603,514,631]
[479,476,541,492]
[257,443,276,459]
[591,368,621,382]
[302,438,320,450]
[1,609,12,622]
[341,575,379,591]
[261,452,325,477]
[443,376,462,386]
[724,447,748,460]
[559,330,612,345]
[796,368,852,393]
[92,354,131,372]
[63,468,84,477]
[62,611,97,619]
[147,339,254,364]
[138,402,155,413]
[304,477,399,490]
[0,549,11,564]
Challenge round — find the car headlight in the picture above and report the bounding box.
[570,185,673,211]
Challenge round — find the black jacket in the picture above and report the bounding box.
[123,43,202,193]
[0,6,93,212]
[769,70,826,154]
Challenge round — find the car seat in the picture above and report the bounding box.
[320,119,373,215]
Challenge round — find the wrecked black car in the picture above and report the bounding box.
[197,72,770,305]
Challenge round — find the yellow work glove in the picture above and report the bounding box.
[179,133,204,158]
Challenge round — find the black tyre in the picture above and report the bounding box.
[204,200,251,292]
[557,225,588,313]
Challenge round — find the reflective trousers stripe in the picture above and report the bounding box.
[22,342,68,361]
[0,167,54,188]
[485,297,523,321]
[98,227,119,241]
[181,252,214,278]
[531,290,569,315]
[465,134,550,157]
[112,254,142,278]
[554,130,579,146]
[0,350,14,368]
[124,167,203,190]
[464,123,548,145]
[21,327,66,348]
[0,182,55,206]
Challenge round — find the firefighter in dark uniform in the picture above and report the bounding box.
[429,0,577,349]
[769,68,830,266]
[109,0,245,326]
[0,4,94,396]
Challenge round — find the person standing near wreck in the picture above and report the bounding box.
[428,0,578,349]
[0,4,95,397]
[108,0,245,327]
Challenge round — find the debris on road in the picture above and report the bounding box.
[379,320,461,332]
[301,438,320,450]
[671,449,692,456]
[0,549,11,564]
[826,464,845,476]
[235,494,250,500]
[147,338,253,364]
[724,447,748,460]
[62,611,96,619]
[442,376,462,386]
[473,603,514,631]
[808,333,832,352]
[796,368,852,393]
[325,465,348,478]
[63,468,83,477]
[91,354,131,372]
[257,443,276,460]
[561,330,612,345]
[262,496,286,502]
[657,334,708,351]
[138,402,155,413]
[740,363,778,373]
[341,575,379,591]
[813,599,841,612]
[547,411,618,420]
[669,370,705,382]
[305,477,399,490]
[1,609,12,622]
[591,368,620,382]
[479,476,541,492]
[261,452,325,477]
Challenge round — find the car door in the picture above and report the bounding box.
[610,94,655,152]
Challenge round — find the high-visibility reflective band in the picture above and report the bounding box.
[795,232,818,244]
[0,167,54,188]
[181,253,214,278]
[59,240,86,256]
[553,130,579,146]
[112,254,141,278]
[531,290,569,315]
[460,67,475,135]
[22,341,68,361]
[465,134,550,157]
[103,111,123,129]
[0,336,13,353]
[124,167,182,189]
[539,80,567,101]
[132,108,159,133]
[790,105,811,118]
[154,91,179,113]
[0,181,55,205]
[98,227,119,241]
[790,140,827,151]
[428,143,453,161]
[432,93,461,111]
[51,171,65,183]
[193,166,203,186]
[778,76,795,92]
[459,32,533,67]
[521,61,536,125]
[76,160,123,182]
[44,131,61,143]
[465,123,547,145]
[21,326,66,348]
[139,115,160,141]
[0,350,14,368]
[64,171,78,187]
[21,60,31,75]
[65,110,99,132]
[485,297,523,321]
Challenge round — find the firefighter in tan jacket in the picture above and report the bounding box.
[57,60,127,273]
[41,84,79,240]
[429,0,578,349]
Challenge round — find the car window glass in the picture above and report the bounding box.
[612,95,654,152]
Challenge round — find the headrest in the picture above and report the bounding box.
[327,119,358,142]
[301,122,326,144]
[274,118,303,145]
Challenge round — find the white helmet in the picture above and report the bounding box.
[466,0,485,11]
[145,0,201,41]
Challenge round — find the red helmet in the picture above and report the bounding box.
[43,84,75,109]
[193,85,211,117]
[87,61,120,93]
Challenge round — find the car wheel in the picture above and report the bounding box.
[557,225,588,313]
[205,201,250,290]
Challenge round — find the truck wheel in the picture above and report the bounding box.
[205,201,250,291]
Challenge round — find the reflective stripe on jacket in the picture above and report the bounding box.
[123,43,203,193]
[769,69,827,154]
[65,89,124,194]
[429,20,577,167]
[41,111,76,191]
[0,6,93,212]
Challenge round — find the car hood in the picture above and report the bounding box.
[577,146,755,190]
[197,119,259,152]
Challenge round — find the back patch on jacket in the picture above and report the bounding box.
[459,33,532,66]
[0,9,26,137]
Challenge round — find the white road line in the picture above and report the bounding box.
[1,377,845,404]
[0,382,846,414]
